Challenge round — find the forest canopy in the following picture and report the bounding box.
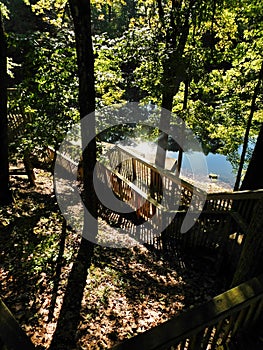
[2,0,263,173]
[1,1,263,348]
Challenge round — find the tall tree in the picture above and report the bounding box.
[234,60,263,191]
[240,122,263,190]
[154,0,217,168]
[0,5,12,205]
[68,0,97,242]
[155,0,191,168]
[50,1,97,347]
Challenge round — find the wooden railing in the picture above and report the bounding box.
[205,189,263,226]
[204,190,263,268]
[102,146,263,265]
[7,109,32,143]
[109,145,263,219]
[7,107,35,186]
[0,298,35,350]
[110,274,263,350]
[106,145,206,211]
[55,143,263,349]
[55,143,263,259]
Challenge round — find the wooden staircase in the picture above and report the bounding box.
[54,142,263,349]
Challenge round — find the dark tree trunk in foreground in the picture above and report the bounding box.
[240,122,263,191]
[50,2,96,348]
[231,67,263,285]
[234,61,263,191]
[69,0,97,243]
[0,9,12,205]
[231,199,263,287]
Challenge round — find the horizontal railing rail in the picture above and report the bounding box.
[107,145,206,211]
[54,145,263,255]
[110,274,263,350]
[206,189,263,200]
[7,108,35,186]
[42,144,263,350]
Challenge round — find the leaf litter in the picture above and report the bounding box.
[0,169,224,349]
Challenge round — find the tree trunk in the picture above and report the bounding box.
[154,50,187,169]
[155,91,175,168]
[231,199,263,287]
[176,79,189,176]
[234,60,263,191]
[239,122,263,190]
[154,1,191,169]
[49,4,96,348]
[0,9,12,205]
[69,0,97,243]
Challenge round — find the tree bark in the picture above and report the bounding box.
[176,79,189,176]
[0,9,12,205]
[231,199,263,287]
[234,60,263,191]
[239,122,263,190]
[49,4,96,348]
[69,0,97,242]
[154,2,191,169]
[155,92,175,168]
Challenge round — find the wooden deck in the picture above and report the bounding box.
[54,143,263,273]
[53,142,263,350]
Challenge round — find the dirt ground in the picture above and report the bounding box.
[0,168,225,349]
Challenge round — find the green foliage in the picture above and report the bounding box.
[94,34,125,107]
[91,0,129,36]
[8,28,79,157]
[0,2,9,19]
[24,0,68,27]
[181,0,263,167]
[94,24,165,106]
[4,0,263,174]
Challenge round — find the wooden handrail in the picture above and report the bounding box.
[115,145,206,196]
[115,145,263,201]
[54,144,262,253]
[7,111,32,142]
[99,163,166,211]
[0,298,35,349]
[110,274,263,350]
[207,189,263,200]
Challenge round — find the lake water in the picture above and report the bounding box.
[124,141,237,191]
[167,151,236,189]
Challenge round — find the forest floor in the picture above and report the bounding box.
[0,168,227,349]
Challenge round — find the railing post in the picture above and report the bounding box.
[132,158,137,182]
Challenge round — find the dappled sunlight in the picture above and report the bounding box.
[0,170,223,349]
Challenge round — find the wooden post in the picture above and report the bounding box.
[132,158,137,181]
[23,152,36,187]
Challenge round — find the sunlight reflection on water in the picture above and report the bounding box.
[118,139,235,191]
